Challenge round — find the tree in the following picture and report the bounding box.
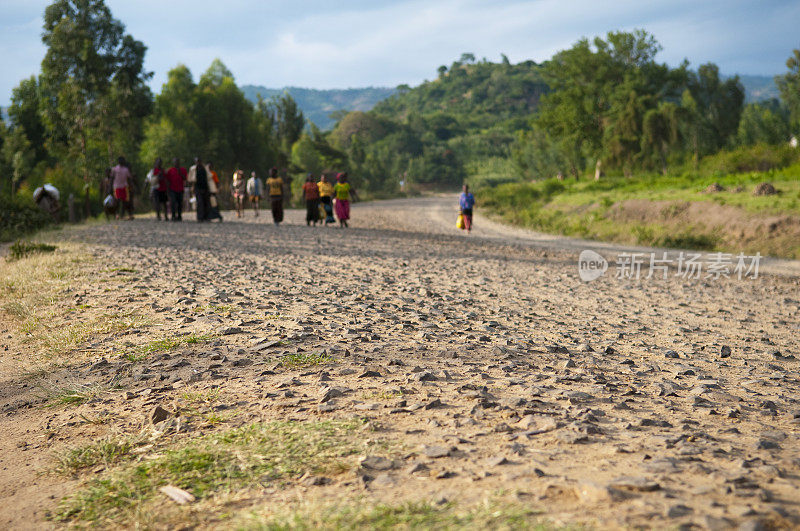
[776,49,800,133]
[685,64,744,153]
[39,0,152,185]
[1,128,35,195]
[272,92,305,164]
[641,102,685,173]
[736,100,790,146]
[140,65,201,165]
[8,77,48,163]
[535,30,662,175]
[141,60,278,176]
[291,134,324,175]
[460,53,476,64]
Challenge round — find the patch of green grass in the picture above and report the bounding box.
[43,380,121,407]
[279,352,334,368]
[9,240,57,260]
[56,433,148,475]
[130,333,215,359]
[185,334,212,345]
[180,389,221,404]
[362,389,404,401]
[107,267,137,273]
[242,500,551,530]
[57,419,367,526]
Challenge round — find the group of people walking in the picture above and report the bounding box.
[230,168,357,227]
[102,155,472,231]
[145,157,223,222]
[109,155,359,227]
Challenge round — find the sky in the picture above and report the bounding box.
[2,0,799,105]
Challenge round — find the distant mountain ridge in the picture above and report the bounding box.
[734,74,780,103]
[240,85,396,130]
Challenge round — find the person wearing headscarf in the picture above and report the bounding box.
[302,173,321,226]
[333,172,357,228]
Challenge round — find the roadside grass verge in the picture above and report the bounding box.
[56,419,368,527]
[481,163,800,257]
[239,499,551,530]
[1,240,164,365]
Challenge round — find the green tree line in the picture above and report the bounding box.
[2,1,799,225]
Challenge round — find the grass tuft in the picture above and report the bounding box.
[279,352,335,368]
[56,432,148,475]
[9,240,57,260]
[42,380,121,407]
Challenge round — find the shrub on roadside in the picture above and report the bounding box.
[700,143,800,175]
[0,195,53,242]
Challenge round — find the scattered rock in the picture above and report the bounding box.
[609,476,661,492]
[484,456,510,466]
[159,485,195,504]
[301,475,332,487]
[151,405,172,424]
[360,456,395,471]
[574,482,628,503]
[422,445,453,458]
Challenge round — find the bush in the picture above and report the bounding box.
[0,195,54,242]
[700,143,800,175]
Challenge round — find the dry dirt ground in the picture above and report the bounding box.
[1,196,799,529]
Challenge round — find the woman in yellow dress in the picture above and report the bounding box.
[317,174,335,225]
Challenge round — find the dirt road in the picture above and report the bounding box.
[1,196,799,529]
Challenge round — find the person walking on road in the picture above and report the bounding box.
[318,174,335,225]
[188,157,211,222]
[111,156,134,220]
[302,173,321,226]
[166,158,187,221]
[147,157,168,221]
[333,172,357,228]
[232,169,245,218]
[206,161,223,222]
[246,171,263,217]
[459,184,476,233]
[266,167,284,225]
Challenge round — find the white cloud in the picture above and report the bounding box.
[1,0,798,105]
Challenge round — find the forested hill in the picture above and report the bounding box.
[373,56,548,130]
[240,86,395,130]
